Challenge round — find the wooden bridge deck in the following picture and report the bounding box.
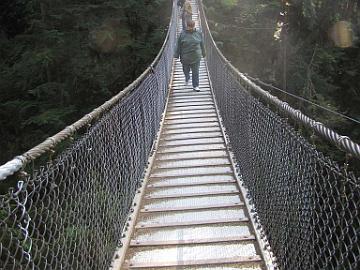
[117,1,267,269]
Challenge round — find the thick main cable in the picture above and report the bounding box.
[246,75,360,125]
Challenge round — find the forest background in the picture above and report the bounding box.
[0,0,170,164]
[204,0,360,166]
[1,0,360,168]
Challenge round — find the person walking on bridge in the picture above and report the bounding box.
[181,0,193,31]
[174,20,206,92]
[177,0,185,8]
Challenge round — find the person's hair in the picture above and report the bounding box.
[187,20,195,29]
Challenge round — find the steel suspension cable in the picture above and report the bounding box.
[246,75,360,125]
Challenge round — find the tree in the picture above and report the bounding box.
[0,0,171,164]
[204,0,360,166]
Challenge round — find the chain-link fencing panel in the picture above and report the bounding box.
[199,1,360,269]
[0,3,177,270]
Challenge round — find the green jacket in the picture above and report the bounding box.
[174,29,206,64]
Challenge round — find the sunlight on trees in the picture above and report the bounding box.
[205,0,360,165]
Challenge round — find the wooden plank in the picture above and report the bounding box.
[168,98,213,104]
[149,172,233,179]
[157,145,226,154]
[171,91,211,95]
[164,119,219,126]
[153,163,232,171]
[135,217,249,229]
[170,93,211,98]
[124,255,262,268]
[171,83,209,87]
[167,106,216,112]
[171,82,210,86]
[163,122,220,130]
[150,165,232,177]
[148,178,235,188]
[172,73,208,77]
[173,69,207,72]
[158,140,225,148]
[165,109,217,116]
[140,201,243,213]
[164,117,218,123]
[171,86,210,90]
[130,235,255,247]
[155,152,228,161]
[161,129,222,136]
[145,189,238,199]
[167,103,215,108]
[160,134,222,141]
[170,95,212,100]
[171,89,211,93]
[173,70,208,74]
[172,74,208,78]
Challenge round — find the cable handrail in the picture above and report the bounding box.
[246,75,360,125]
[198,0,360,159]
[0,2,176,181]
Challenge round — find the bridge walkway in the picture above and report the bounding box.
[120,1,266,269]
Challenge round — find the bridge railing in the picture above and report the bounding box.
[0,2,177,269]
[198,1,360,269]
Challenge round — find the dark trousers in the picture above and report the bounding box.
[182,61,200,88]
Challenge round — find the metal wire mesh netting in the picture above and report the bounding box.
[0,4,177,270]
[198,1,360,269]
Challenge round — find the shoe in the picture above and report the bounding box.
[185,79,189,86]
[193,87,200,92]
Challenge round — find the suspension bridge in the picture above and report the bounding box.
[1,0,359,269]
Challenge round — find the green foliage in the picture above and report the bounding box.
[205,0,360,167]
[220,0,238,9]
[0,0,29,37]
[0,0,171,164]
